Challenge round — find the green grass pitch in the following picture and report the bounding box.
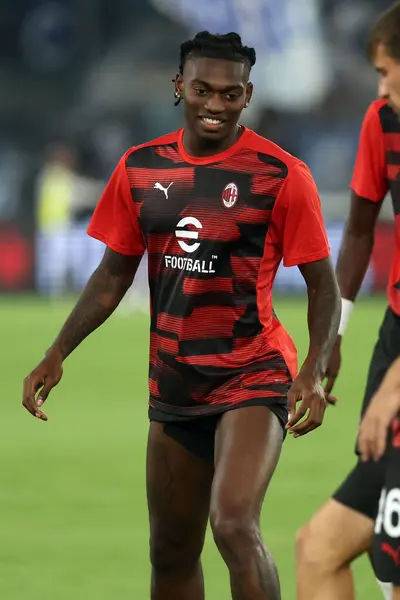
[1,295,386,599]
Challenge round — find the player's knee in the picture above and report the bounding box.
[212,516,257,557]
[150,524,202,572]
[296,523,332,574]
[210,505,259,559]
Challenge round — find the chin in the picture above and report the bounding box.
[198,129,225,141]
[195,126,225,142]
[196,122,237,142]
[389,100,400,115]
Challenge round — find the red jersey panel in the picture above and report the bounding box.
[351,100,400,315]
[88,127,330,417]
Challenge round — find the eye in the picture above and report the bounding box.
[194,87,208,96]
[225,93,239,101]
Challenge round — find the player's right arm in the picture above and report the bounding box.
[358,355,400,462]
[324,102,388,401]
[22,249,141,421]
[22,152,145,421]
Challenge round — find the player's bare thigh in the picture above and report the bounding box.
[211,405,283,521]
[146,422,214,565]
[297,498,374,569]
[393,585,400,600]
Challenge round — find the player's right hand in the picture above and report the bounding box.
[323,336,342,405]
[22,346,63,421]
[358,388,399,462]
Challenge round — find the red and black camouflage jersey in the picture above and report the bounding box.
[351,99,400,315]
[88,126,330,418]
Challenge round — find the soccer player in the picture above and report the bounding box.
[359,357,400,600]
[22,32,340,600]
[296,3,400,600]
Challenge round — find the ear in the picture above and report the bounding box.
[245,82,254,107]
[175,73,184,96]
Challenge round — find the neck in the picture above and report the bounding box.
[182,125,242,157]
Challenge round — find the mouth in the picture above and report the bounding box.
[199,116,225,131]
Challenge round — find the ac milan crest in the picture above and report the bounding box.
[222,182,239,208]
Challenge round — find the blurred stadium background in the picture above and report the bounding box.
[1,1,395,598]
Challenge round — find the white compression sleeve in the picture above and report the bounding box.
[376,578,392,600]
[338,298,354,336]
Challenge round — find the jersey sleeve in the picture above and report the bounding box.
[350,102,388,202]
[87,151,145,255]
[275,162,330,268]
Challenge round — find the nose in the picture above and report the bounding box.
[378,78,389,100]
[204,93,225,114]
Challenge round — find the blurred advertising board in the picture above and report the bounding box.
[0,221,394,295]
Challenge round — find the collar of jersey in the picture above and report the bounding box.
[177,125,251,165]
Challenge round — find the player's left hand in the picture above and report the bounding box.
[358,389,399,462]
[286,371,327,437]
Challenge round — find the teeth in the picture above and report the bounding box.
[202,118,222,125]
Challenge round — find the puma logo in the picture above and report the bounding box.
[154,182,173,199]
[382,542,400,565]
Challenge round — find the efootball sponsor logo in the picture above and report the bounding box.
[164,216,217,273]
[164,255,216,273]
[175,216,202,253]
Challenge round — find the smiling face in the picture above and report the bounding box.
[374,43,400,115]
[175,56,253,152]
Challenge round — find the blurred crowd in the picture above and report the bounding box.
[0,0,395,294]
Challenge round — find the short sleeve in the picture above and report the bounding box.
[87,152,145,256]
[350,103,388,202]
[275,162,330,268]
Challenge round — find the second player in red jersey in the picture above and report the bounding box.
[352,98,400,314]
[22,31,340,600]
[296,4,400,600]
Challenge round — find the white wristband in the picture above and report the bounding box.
[338,298,354,336]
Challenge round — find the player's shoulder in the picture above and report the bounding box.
[363,98,394,126]
[373,99,399,131]
[123,130,180,167]
[359,99,399,139]
[243,128,304,176]
[368,98,389,116]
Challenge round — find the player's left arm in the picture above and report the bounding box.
[299,257,341,381]
[286,257,340,437]
[358,356,400,462]
[277,161,341,437]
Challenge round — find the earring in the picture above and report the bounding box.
[174,92,182,107]
[244,102,249,108]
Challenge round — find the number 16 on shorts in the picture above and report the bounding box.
[373,486,400,583]
[375,488,400,539]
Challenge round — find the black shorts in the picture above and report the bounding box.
[333,458,385,520]
[149,400,288,463]
[372,422,400,585]
[333,307,400,519]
